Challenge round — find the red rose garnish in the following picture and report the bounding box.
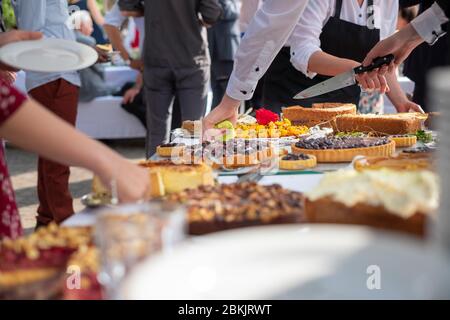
[255,108,279,125]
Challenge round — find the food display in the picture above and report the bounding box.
[282,103,357,127]
[156,143,186,158]
[305,169,439,236]
[0,224,94,299]
[181,140,277,169]
[166,182,305,235]
[353,153,435,172]
[292,136,395,163]
[236,118,309,139]
[333,113,428,135]
[279,153,317,170]
[92,160,215,199]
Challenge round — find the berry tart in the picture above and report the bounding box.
[279,153,317,170]
[292,136,395,163]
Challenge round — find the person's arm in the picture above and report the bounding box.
[0,99,150,202]
[103,24,131,61]
[386,71,423,113]
[123,72,143,104]
[363,2,449,67]
[87,0,105,26]
[202,0,310,138]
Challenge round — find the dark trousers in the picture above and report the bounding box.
[210,60,233,109]
[144,66,209,157]
[29,79,79,225]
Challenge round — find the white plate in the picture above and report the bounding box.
[0,38,98,72]
[122,224,450,300]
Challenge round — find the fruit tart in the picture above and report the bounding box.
[292,136,395,163]
[279,153,317,170]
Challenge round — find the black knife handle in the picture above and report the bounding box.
[354,54,395,74]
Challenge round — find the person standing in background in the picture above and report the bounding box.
[13,0,81,228]
[208,0,240,109]
[119,0,222,157]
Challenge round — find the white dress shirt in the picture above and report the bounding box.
[288,0,398,79]
[239,0,264,33]
[227,0,309,101]
[411,2,448,45]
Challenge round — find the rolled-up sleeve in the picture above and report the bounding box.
[289,0,330,79]
[14,0,46,31]
[226,0,309,101]
[411,2,449,45]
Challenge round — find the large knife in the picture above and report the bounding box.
[293,54,395,100]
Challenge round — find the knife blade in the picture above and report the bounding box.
[293,54,394,100]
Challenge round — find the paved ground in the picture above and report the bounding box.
[6,139,146,233]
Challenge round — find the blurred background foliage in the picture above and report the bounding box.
[1,0,107,30]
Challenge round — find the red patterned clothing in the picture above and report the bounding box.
[0,79,27,239]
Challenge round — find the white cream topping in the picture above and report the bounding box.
[307,169,439,218]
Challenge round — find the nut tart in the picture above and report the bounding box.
[305,169,439,236]
[279,154,317,170]
[283,104,356,127]
[156,143,185,158]
[292,136,395,163]
[389,135,417,148]
[166,182,305,235]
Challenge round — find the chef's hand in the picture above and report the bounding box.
[202,94,240,141]
[0,70,16,84]
[363,24,423,69]
[395,99,424,113]
[355,66,391,94]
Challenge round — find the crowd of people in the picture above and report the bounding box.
[0,0,448,239]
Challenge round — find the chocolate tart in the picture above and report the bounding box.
[279,154,317,170]
[156,143,185,158]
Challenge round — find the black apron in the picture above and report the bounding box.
[262,0,380,112]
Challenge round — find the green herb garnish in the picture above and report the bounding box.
[415,130,433,144]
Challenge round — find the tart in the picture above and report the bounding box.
[279,153,317,170]
[0,224,93,299]
[353,153,434,172]
[389,135,417,148]
[333,113,428,135]
[282,104,357,127]
[305,169,439,236]
[156,143,185,158]
[166,182,305,235]
[292,136,395,163]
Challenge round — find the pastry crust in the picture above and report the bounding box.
[291,140,396,163]
[334,113,427,135]
[279,155,317,170]
[353,153,434,171]
[283,104,357,127]
[305,197,425,236]
[156,145,185,158]
[390,135,417,148]
[223,153,259,169]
